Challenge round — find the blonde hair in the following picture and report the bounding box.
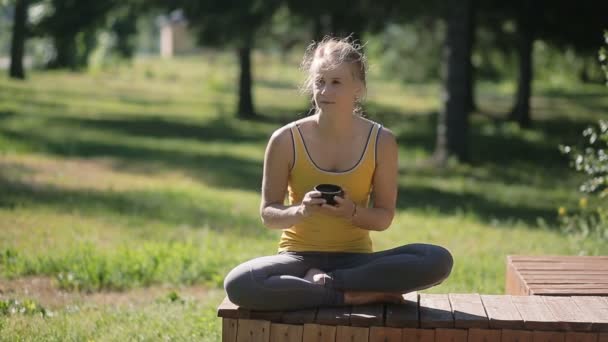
[299,35,368,115]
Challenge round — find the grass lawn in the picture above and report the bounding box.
[0,51,606,340]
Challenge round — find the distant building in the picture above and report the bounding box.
[158,9,198,58]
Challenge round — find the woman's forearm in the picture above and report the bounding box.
[350,206,394,232]
[260,204,304,230]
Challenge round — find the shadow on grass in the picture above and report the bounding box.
[397,184,558,227]
[0,164,269,238]
[0,126,264,193]
[52,115,271,145]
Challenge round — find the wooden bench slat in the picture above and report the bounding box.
[530,289,608,296]
[480,295,525,329]
[511,295,561,331]
[385,292,419,328]
[466,328,501,342]
[315,305,352,326]
[336,326,369,342]
[281,308,317,325]
[369,326,402,342]
[448,293,489,329]
[269,323,303,342]
[218,296,251,319]
[434,328,467,342]
[564,332,600,342]
[402,328,435,342]
[223,318,238,342]
[236,319,270,342]
[509,256,608,261]
[302,324,336,342]
[572,296,608,332]
[513,264,608,271]
[529,284,608,289]
[250,310,284,322]
[419,293,454,328]
[531,331,566,342]
[501,329,533,342]
[350,304,384,327]
[541,296,593,332]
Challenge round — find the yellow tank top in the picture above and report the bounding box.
[277,120,382,253]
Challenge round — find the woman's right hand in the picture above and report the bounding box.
[298,191,327,217]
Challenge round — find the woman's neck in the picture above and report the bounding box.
[315,110,355,142]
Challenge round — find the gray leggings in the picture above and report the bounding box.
[223,243,453,311]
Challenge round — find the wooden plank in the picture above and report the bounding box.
[402,328,435,342]
[449,293,489,329]
[350,304,384,327]
[532,331,566,342]
[466,328,501,342]
[223,318,238,342]
[599,333,608,342]
[564,332,599,342]
[315,306,351,326]
[501,329,533,342]
[250,310,283,323]
[572,297,608,332]
[530,289,608,296]
[511,295,560,331]
[385,292,419,328]
[480,295,525,330]
[336,326,369,342]
[218,296,251,319]
[513,264,608,271]
[369,326,402,342]
[269,323,303,342]
[529,285,608,290]
[542,296,593,331]
[420,293,454,328]
[302,324,336,342]
[507,259,528,295]
[281,308,317,325]
[509,256,608,262]
[435,328,468,342]
[237,319,271,342]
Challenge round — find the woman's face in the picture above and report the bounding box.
[312,62,361,116]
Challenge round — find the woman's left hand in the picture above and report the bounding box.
[319,189,356,219]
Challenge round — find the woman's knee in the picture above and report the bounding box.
[224,263,258,308]
[428,244,454,281]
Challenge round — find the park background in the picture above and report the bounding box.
[0,0,607,340]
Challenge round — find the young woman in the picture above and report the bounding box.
[224,37,453,311]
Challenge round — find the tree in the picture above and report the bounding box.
[37,0,117,69]
[181,0,281,119]
[9,0,28,79]
[433,0,475,165]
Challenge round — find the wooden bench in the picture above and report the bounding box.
[217,292,608,341]
[506,255,608,296]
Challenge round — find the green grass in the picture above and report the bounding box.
[0,51,607,339]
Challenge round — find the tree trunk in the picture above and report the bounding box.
[49,34,77,69]
[508,1,536,128]
[237,34,255,119]
[464,0,477,112]
[434,0,473,166]
[9,0,28,80]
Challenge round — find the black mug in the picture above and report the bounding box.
[314,184,344,206]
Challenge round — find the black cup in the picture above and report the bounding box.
[314,184,344,206]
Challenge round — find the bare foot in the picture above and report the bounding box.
[303,268,331,285]
[344,291,405,305]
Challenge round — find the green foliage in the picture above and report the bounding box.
[557,31,608,242]
[600,31,608,83]
[0,298,49,317]
[367,20,444,83]
[0,241,234,292]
